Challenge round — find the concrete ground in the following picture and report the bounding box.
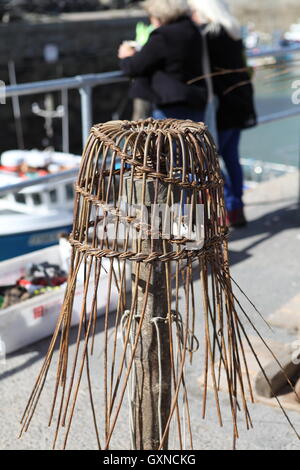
[1,172,300,451]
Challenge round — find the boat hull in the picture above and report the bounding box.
[0,225,72,262]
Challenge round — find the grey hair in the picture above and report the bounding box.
[188,0,241,41]
[143,0,190,25]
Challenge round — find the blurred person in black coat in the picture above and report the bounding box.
[118,0,207,121]
[190,0,257,227]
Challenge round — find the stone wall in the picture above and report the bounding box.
[0,10,145,153]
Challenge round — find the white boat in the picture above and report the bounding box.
[0,245,122,354]
[284,21,300,43]
[0,149,81,261]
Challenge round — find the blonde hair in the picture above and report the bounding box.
[143,0,190,25]
[188,0,241,40]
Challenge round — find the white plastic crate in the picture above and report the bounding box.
[0,246,122,353]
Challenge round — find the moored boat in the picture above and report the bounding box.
[0,149,81,261]
[284,21,300,43]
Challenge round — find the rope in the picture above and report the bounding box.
[171,312,200,354]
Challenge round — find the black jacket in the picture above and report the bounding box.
[120,17,207,110]
[207,27,257,130]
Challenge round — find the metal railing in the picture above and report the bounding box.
[0,168,78,197]
[247,43,300,58]
[5,71,129,149]
[2,45,300,197]
[5,44,300,148]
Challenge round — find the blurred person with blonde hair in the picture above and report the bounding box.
[189,0,257,227]
[189,0,242,40]
[118,0,207,121]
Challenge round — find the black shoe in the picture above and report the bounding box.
[227,208,247,228]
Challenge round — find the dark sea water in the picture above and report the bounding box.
[241,53,300,167]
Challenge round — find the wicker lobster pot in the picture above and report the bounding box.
[20,119,298,450]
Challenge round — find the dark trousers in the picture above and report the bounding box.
[218,128,243,212]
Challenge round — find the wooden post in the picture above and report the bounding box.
[125,178,172,450]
